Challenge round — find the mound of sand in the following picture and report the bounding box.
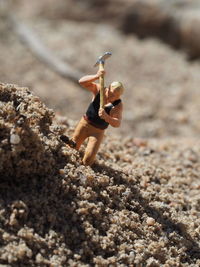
[0,83,67,179]
[0,84,200,266]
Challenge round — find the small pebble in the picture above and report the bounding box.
[146,217,156,226]
[10,134,21,144]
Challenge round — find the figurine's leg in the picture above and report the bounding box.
[72,117,89,150]
[82,131,104,166]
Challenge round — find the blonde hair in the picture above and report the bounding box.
[110,81,124,95]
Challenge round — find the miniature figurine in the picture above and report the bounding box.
[61,52,124,166]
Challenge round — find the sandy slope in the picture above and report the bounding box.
[0,84,200,266]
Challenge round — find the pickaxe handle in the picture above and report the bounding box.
[99,62,105,109]
[94,52,112,108]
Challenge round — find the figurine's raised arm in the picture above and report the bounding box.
[79,70,105,95]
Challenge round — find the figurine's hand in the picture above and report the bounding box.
[99,108,108,120]
[97,69,106,78]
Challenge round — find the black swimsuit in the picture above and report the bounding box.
[84,92,121,129]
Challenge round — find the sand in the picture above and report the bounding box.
[0,83,200,266]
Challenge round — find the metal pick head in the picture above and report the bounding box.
[94,52,112,67]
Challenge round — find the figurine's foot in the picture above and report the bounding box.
[60,135,76,148]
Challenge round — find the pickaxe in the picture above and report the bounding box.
[94,52,112,108]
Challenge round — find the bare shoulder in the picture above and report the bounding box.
[114,101,123,111]
[110,101,123,118]
[92,83,101,95]
[80,81,99,95]
[87,83,99,95]
[91,84,100,99]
